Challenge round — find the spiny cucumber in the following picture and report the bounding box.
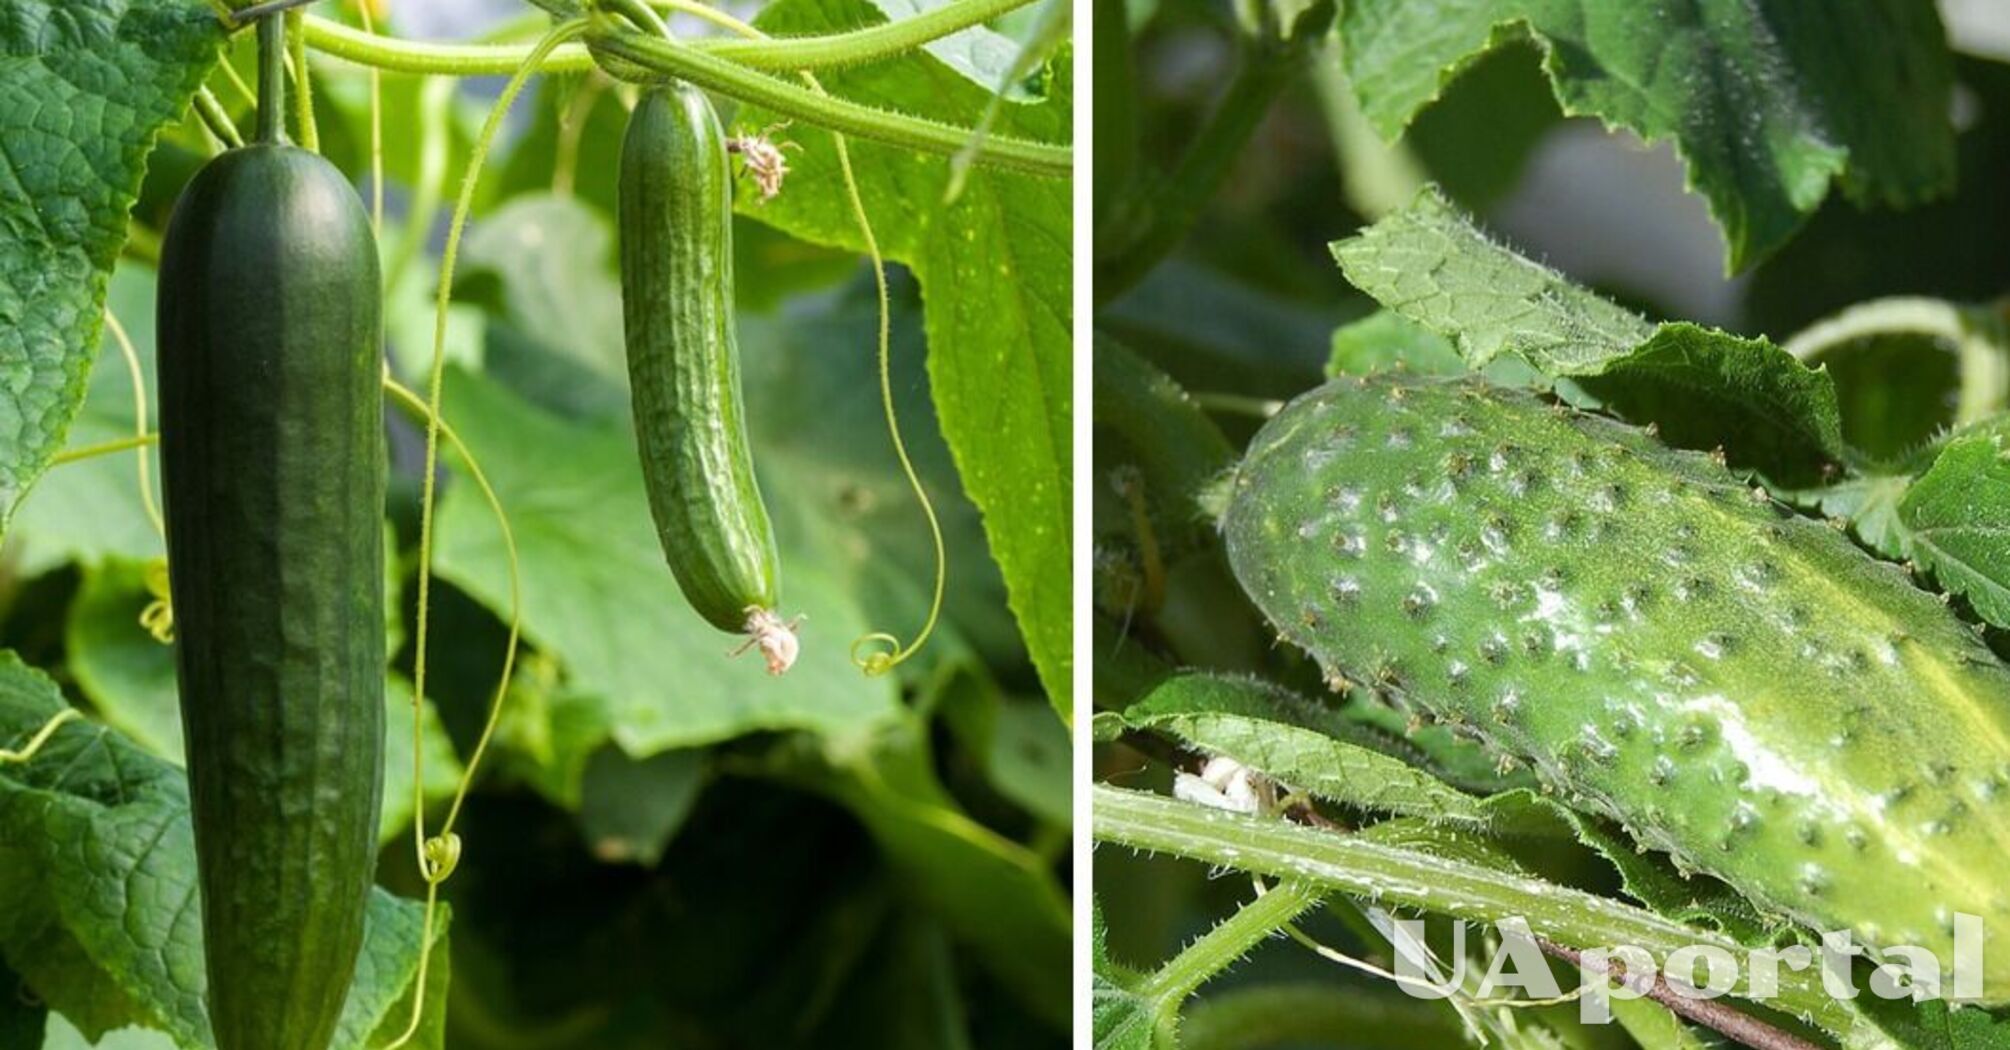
[619,81,797,674]
[1223,373,2010,999]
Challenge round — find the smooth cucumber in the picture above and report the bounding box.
[158,140,385,1048]
[619,81,795,674]
[1224,373,2010,998]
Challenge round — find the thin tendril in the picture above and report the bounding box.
[357,0,383,227]
[552,74,608,199]
[387,21,577,1048]
[50,433,158,466]
[287,9,318,151]
[193,85,245,150]
[217,43,258,107]
[104,311,165,539]
[673,0,946,676]
[0,709,82,764]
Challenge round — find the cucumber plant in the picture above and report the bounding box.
[0,0,1072,1045]
[1093,3,2010,1048]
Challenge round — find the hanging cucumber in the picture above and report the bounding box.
[156,18,384,1050]
[1223,373,2010,1000]
[619,80,798,674]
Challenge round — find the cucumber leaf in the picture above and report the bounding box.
[0,651,448,1048]
[1116,673,1495,826]
[1090,903,1153,1050]
[1901,429,2010,630]
[428,365,901,756]
[733,0,1074,722]
[1338,0,1956,271]
[1326,310,1463,378]
[1333,189,1845,485]
[6,264,165,576]
[0,0,222,537]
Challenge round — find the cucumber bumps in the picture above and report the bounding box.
[157,21,385,1049]
[1224,373,2010,999]
[619,81,797,674]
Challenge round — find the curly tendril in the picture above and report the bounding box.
[0,709,83,765]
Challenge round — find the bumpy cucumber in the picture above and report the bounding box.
[1224,373,2010,998]
[157,142,385,1045]
[619,81,796,674]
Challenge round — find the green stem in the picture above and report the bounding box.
[302,0,1030,76]
[1093,40,1300,302]
[51,432,160,466]
[1144,879,1324,1011]
[1782,296,2010,427]
[1093,785,1887,1047]
[288,8,318,151]
[1090,0,1137,216]
[192,85,244,149]
[588,27,1069,178]
[255,14,287,144]
[704,0,1031,71]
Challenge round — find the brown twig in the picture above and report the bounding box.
[1539,941,1825,1050]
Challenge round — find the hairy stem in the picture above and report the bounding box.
[587,27,1070,178]
[302,0,1032,76]
[1094,40,1299,301]
[1092,785,1887,1046]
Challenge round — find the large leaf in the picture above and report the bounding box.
[766,719,1072,1027]
[734,0,1073,721]
[429,366,901,756]
[1116,673,1493,826]
[1333,189,1845,483]
[0,652,446,1048]
[1090,903,1153,1050]
[5,263,163,576]
[1902,429,2010,630]
[1339,0,1956,270]
[0,0,221,535]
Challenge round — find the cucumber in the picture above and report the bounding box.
[157,48,385,1046]
[1224,373,2010,999]
[619,81,796,674]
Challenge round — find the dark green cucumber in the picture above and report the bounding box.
[619,81,795,674]
[157,133,385,1046]
[1224,373,2010,999]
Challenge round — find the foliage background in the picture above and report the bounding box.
[0,0,1071,1046]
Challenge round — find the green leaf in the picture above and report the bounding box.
[0,652,446,1047]
[65,558,178,757]
[1119,673,1492,825]
[575,746,707,866]
[1326,309,1463,377]
[734,0,1073,721]
[6,264,164,577]
[934,662,1072,827]
[1090,903,1154,1050]
[1332,191,1653,368]
[1332,190,1845,483]
[740,279,1022,675]
[0,0,222,535]
[459,194,627,399]
[1902,430,2010,629]
[1337,0,1956,270]
[1091,336,1234,548]
[1780,471,1915,560]
[429,366,901,755]
[768,720,1072,1027]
